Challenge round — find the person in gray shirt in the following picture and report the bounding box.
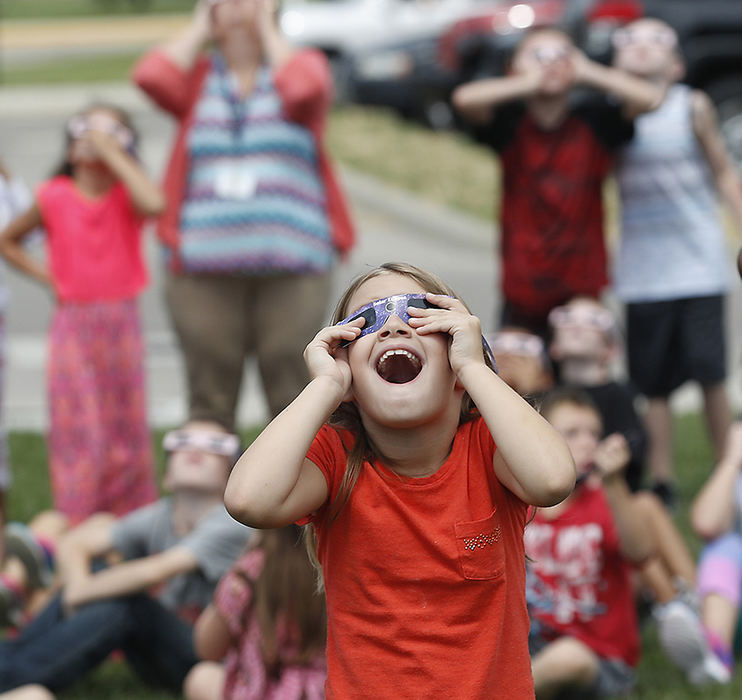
[0,421,253,696]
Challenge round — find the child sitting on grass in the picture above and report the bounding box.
[548,296,647,493]
[689,422,742,685]
[0,511,67,628]
[184,525,327,699]
[0,421,252,697]
[548,302,714,674]
[526,387,649,698]
[485,327,554,401]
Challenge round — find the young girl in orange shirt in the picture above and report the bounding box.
[226,262,575,699]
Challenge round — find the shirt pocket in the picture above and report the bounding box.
[454,507,505,581]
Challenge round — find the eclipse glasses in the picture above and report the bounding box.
[67,113,136,153]
[337,293,497,370]
[162,429,240,457]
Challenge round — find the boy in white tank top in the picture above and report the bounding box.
[613,18,742,509]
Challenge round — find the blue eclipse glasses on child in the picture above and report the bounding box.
[337,293,497,370]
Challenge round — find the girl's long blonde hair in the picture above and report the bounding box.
[306,262,494,583]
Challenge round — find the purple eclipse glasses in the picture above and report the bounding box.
[336,293,497,370]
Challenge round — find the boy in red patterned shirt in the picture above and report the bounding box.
[453,26,660,336]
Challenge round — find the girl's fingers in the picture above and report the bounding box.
[425,292,467,312]
[312,319,364,347]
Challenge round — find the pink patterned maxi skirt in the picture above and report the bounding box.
[48,298,157,523]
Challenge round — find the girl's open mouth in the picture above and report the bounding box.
[376,349,423,384]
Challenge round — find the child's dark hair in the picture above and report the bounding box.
[538,385,600,423]
[251,525,327,669]
[52,102,139,178]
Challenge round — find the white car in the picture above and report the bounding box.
[280,0,500,99]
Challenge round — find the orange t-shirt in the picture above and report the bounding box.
[305,417,534,699]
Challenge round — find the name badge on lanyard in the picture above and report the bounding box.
[214,164,258,200]
[213,63,260,201]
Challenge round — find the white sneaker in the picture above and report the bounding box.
[688,651,732,686]
[654,599,731,685]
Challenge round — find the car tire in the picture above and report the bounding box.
[706,76,742,169]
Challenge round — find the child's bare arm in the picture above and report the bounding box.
[573,50,662,118]
[62,544,198,612]
[55,513,118,597]
[193,603,231,661]
[691,90,742,233]
[0,204,51,287]
[409,295,575,507]
[159,0,212,71]
[225,319,364,528]
[595,434,652,563]
[452,72,541,124]
[691,422,742,539]
[85,131,165,217]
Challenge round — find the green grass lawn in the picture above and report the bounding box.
[4,414,741,698]
[2,0,194,19]
[1,52,142,87]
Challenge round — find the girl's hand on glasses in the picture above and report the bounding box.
[304,319,364,394]
[407,293,485,377]
[84,128,125,158]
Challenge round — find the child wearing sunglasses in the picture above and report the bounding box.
[0,421,252,696]
[225,262,576,698]
[612,17,742,509]
[452,25,660,337]
[548,297,647,494]
[485,327,554,401]
[0,104,165,524]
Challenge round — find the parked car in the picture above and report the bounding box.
[279,0,502,101]
[348,0,633,128]
[348,0,742,163]
[641,0,742,166]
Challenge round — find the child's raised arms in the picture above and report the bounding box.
[410,293,575,507]
[692,422,742,540]
[77,126,164,217]
[224,317,364,528]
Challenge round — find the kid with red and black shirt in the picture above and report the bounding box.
[453,26,660,336]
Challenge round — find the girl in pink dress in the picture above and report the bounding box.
[0,104,163,523]
[184,525,327,700]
